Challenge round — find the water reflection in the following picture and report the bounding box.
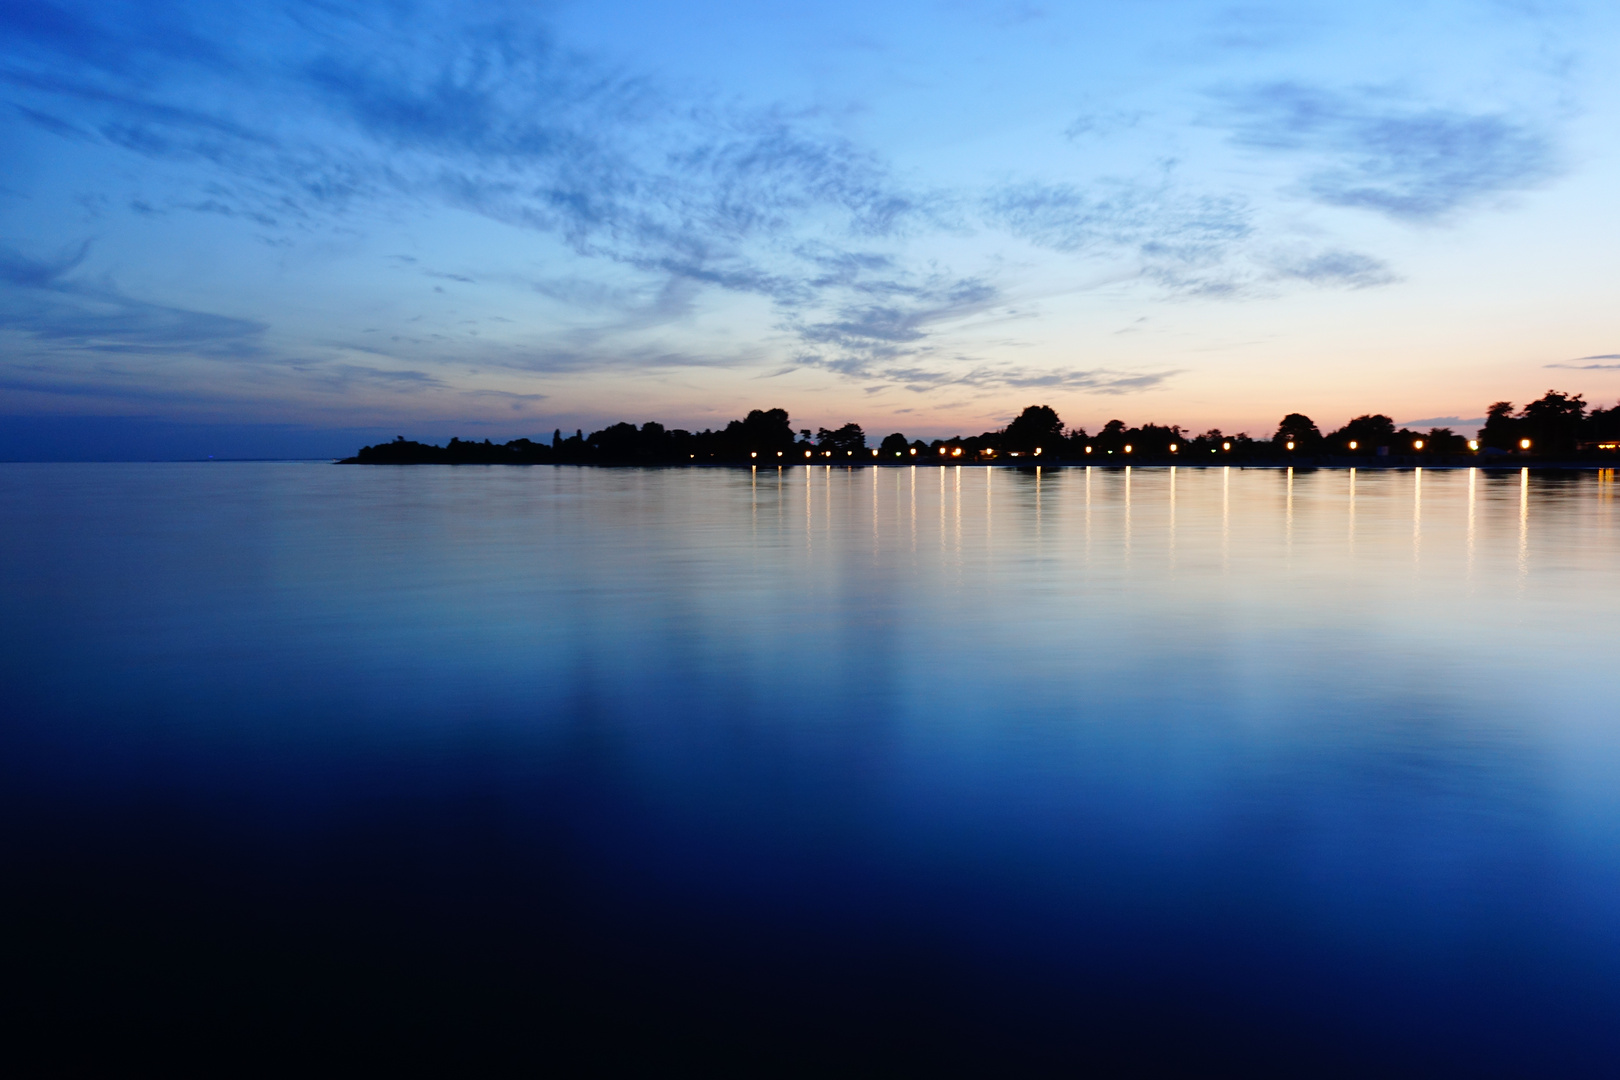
[1,463,1617,1074]
[1414,467,1423,564]
[1520,467,1530,582]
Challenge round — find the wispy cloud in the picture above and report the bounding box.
[0,241,266,356]
[1,3,934,299]
[985,179,1251,264]
[1215,82,1558,220]
[1266,248,1397,288]
[780,274,1003,380]
[1547,354,1620,369]
[983,178,1401,298]
[293,363,449,392]
[792,350,1178,395]
[463,387,547,411]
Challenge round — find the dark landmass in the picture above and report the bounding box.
[341,392,1620,466]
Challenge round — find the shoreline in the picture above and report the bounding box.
[336,458,1618,471]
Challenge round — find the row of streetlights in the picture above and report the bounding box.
[740,436,1529,461]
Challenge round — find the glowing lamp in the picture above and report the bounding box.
[1169,443,1178,453]
[1084,446,1093,454]
[1286,441,1295,451]
[951,447,962,457]
[1348,440,1358,451]
[1124,445,1133,454]
[1222,442,1231,451]
[910,447,916,455]
[1413,439,1424,450]
[750,451,757,458]
[1520,438,1532,450]
[805,451,812,458]
[1468,440,1479,451]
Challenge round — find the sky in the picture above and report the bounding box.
[3,0,1619,456]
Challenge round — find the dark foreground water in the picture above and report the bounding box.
[3,463,1618,1074]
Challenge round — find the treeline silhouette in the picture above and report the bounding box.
[343,391,1620,465]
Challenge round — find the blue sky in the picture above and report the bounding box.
[3,0,1618,453]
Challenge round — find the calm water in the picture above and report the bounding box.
[3,463,1619,1073]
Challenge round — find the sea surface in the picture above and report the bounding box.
[3,462,1618,1074]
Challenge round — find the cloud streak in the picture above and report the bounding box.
[985,179,1252,264]
[1547,354,1620,369]
[1216,82,1557,220]
[0,241,266,357]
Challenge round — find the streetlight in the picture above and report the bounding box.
[750,451,757,458]
[1034,447,1042,456]
[1168,443,1178,453]
[1222,441,1231,452]
[1520,438,1532,450]
[1467,440,1479,451]
[1084,446,1093,455]
[1413,439,1424,451]
[909,447,917,455]
[1286,441,1295,451]
[1348,440,1358,451]
[1124,444,1133,454]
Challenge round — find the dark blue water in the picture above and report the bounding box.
[4,463,1618,1073]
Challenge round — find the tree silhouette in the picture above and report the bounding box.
[1519,390,1586,455]
[1001,405,1065,453]
[1326,414,1394,454]
[815,423,867,452]
[1272,413,1323,452]
[879,432,910,457]
[346,389,1618,465]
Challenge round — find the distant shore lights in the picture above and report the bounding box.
[1520,438,1533,450]
[1413,439,1424,450]
[1348,440,1358,451]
